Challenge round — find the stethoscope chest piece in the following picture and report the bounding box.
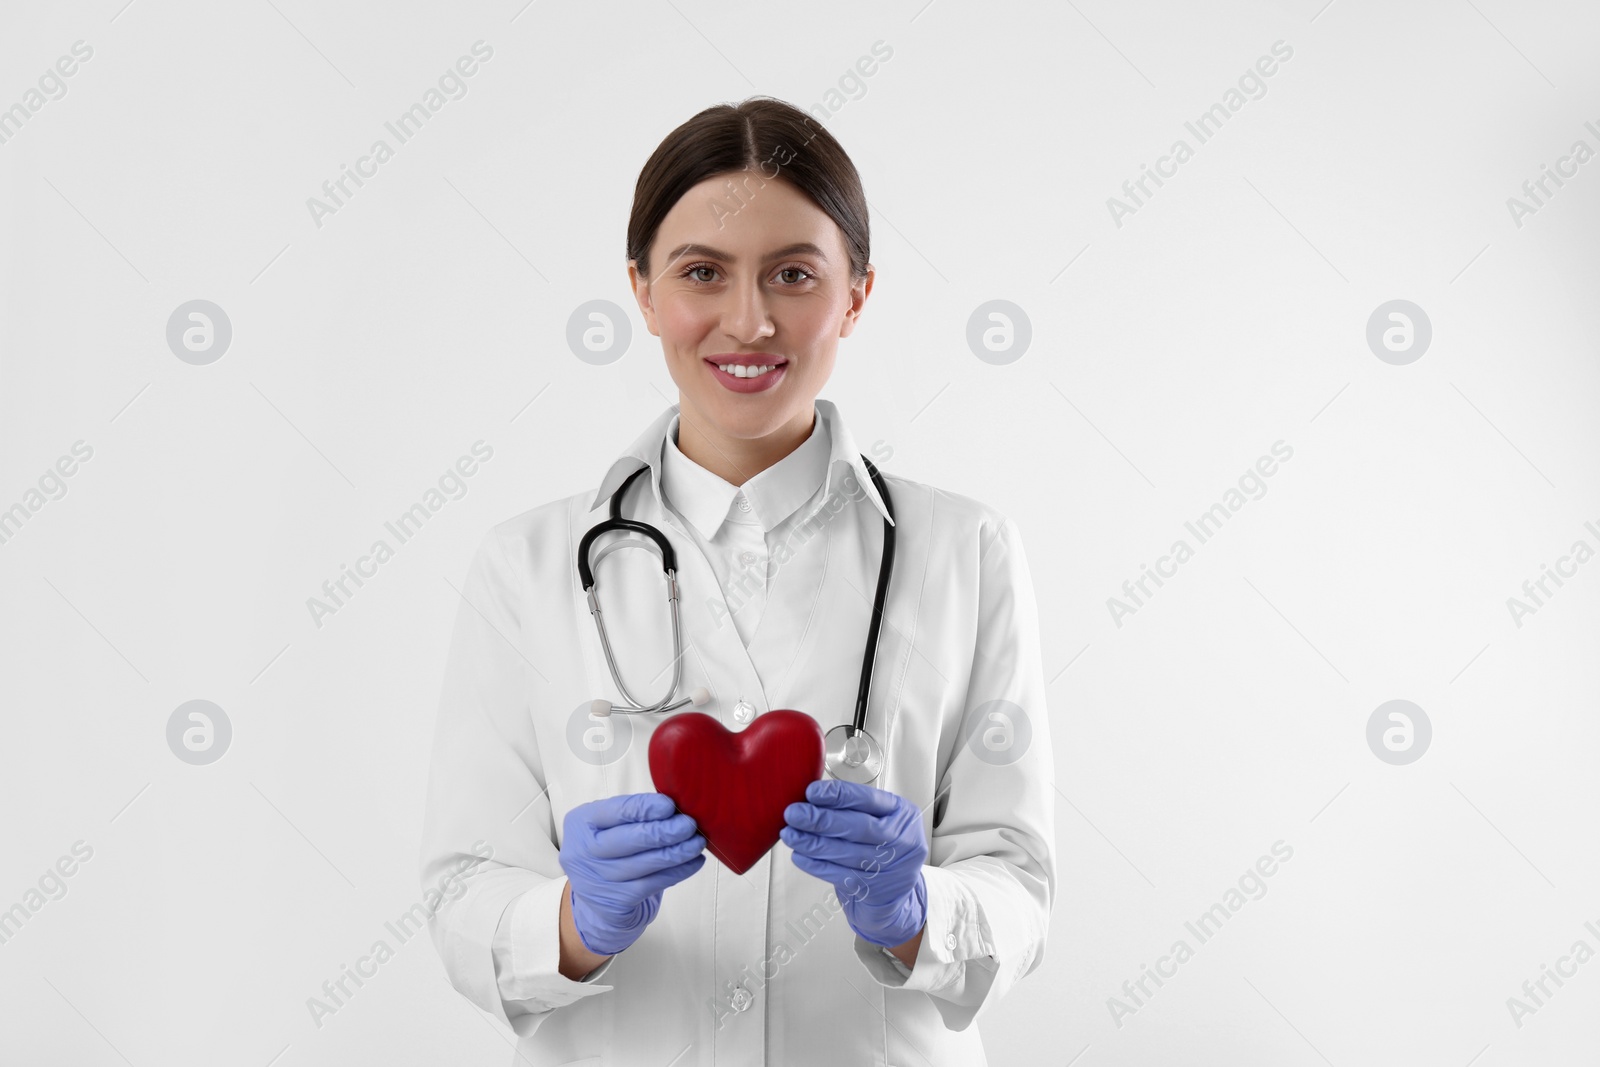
[824,723,884,784]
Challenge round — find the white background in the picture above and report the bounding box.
[2,1,1597,1064]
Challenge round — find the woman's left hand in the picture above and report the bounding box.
[781,778,929,948]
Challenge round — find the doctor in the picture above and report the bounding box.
[420,96,1056,1066]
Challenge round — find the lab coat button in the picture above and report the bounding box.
[945,932,957,950]
[736,495,752,513]
[731,987,752,1011]
[733,700,756,724]
[739,550,758,566]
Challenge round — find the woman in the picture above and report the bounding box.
[420,96,1056,1065]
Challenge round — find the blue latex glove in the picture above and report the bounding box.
[780,779,929,948]
[559,792,707,957]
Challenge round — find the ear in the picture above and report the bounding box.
[838,264,874,339]
[627,260,660,337]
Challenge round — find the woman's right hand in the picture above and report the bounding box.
[559,792,707,957]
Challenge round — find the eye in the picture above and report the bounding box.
[675,262,817,286]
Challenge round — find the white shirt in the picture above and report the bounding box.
[657,410,914,980]
[656,408,831,650]
[420,398,1056,1066]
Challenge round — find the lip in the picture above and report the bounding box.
[707,353,788,367]
[704,355,788,394]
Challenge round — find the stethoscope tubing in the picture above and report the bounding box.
[852,456,894,738]
[578,455,895,736]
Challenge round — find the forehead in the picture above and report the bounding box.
[653,171,839,258]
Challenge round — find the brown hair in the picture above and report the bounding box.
[626,96,870,282]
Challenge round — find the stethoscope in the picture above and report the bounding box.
[578,454,894,784]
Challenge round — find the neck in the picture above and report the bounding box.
[675,399,816,487]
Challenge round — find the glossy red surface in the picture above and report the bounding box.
[648,710,825,875]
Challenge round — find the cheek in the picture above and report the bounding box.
[655,299,713,345]
[778,302,845,346]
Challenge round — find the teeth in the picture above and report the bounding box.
[716,363,780,378]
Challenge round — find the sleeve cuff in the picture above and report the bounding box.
[493,879,618,1008]
[851,864,981,993]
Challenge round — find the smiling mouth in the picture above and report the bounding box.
[704,357,788,392]
[710,361,784,379]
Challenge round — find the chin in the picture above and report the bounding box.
[708,404,782,437]
[694,396,793,438]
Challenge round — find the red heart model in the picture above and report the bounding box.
[648,710,825,875]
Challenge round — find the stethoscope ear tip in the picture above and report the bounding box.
[690,687,711,706]
[589,699,613,718]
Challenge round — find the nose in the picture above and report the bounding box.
[721,276,775,344]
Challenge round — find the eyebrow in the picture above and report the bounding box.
[662,241,830,265]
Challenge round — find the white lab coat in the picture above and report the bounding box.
[419,399,1056,1066]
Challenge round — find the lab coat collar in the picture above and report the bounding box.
[660,407,830,538]
[589,398,894,529]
